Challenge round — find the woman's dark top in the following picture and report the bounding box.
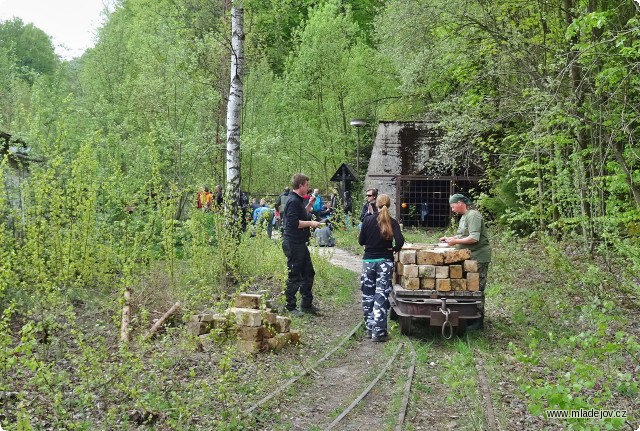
[358,214,405,260]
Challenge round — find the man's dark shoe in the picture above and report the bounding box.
[288,308,304,317]
[371,334,389,343]
[301,305,321,315]
[364,329,372,339]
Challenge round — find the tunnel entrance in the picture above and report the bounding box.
[395,176,480,228]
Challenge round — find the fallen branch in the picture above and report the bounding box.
[145,301,181,341]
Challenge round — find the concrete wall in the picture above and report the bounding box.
[364,121,441,217]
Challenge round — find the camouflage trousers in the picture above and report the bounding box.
[361,259,394,338]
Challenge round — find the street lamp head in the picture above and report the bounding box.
[349,119,367,127]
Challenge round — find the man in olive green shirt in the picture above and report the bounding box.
[440,193,491,328]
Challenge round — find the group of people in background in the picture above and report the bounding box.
[195,175,490,337]
[195,185,223,212]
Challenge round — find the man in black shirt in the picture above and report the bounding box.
[282,173,322,316]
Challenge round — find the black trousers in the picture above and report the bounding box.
[282,239,315,310]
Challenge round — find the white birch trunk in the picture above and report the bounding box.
[225,0,244,216]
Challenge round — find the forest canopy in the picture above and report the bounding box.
[0,0,639,304]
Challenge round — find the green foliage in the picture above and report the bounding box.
[242,0,399,192]
[488,234,638,430]
[511,305,634,430]
[0,18,58,81]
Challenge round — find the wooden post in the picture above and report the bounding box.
[120,287,131,343]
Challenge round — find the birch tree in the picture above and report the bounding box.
[225,0,244,218]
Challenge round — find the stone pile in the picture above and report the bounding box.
[188,293,300,354]
[394,244,479,292]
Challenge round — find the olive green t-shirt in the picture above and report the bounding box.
[455,209,491,263]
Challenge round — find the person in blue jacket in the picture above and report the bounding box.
[252,199,274,238]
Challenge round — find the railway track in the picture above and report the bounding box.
[244,321,417,430]
[243,247,498,430]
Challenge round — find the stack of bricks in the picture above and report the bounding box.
[394,244,480,293]
[188,293,300,354]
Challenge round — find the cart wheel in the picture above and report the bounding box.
[390,307,399,322]
[398,316,412,335]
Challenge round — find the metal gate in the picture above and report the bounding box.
[395,176,479,228]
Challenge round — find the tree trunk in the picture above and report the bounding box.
[221,0,245,289]
[226,0,244,217]
[564,0,594,247]
[536,147,546,232]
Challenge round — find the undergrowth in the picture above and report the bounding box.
[491,233,639,430]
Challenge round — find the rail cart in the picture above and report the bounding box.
[389,285,484,338]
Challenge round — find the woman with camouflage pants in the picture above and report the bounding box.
[358,194,405,342]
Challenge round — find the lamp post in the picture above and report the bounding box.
[350,119,367,177]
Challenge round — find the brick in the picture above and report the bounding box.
[262,311,278,325]
[265,333,289,351]
[451,279,467,291]
[234,293,262,309]
[404,277,420,290]
[442,248,472,264]
[212,315,229,330]
[230,308,263,327]
[435,266,449,279]
[418,265,436,278]
[275,316,291,333]
[263,324,277,338]
[449,265,463,279]
[399,250,416,265]
[416,250,444,265]
[421,278,436,289]
[396,262,404,276]
[403,264,419,278]
[187,321,209,336]
[237,339,262,354]
[288,330,301,345]
[237,326,264,342]
[463,260,479,273]
[467,272,480,291]
[436,279,451,292]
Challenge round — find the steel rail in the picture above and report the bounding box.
[395,340,416,431]
[324,342,404,430]
[244,321,363,415]
[475,353,499,431]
